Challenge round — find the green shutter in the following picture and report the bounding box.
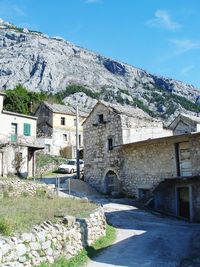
[24,123,31,136]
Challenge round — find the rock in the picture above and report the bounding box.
[21,233,33,243]
[41,240,51,250]
[0,19,199,122]
[62,216,75,226]
[16,244,27,256]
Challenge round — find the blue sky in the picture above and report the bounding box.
[0,0,200,88]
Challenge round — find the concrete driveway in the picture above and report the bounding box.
[86,200,200,267]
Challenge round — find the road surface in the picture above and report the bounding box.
[86,200,200,267]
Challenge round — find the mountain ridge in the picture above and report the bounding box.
[0,18,200,121]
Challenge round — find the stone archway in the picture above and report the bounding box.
[104,170,120,196]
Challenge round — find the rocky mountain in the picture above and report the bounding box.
[0,18,200,121]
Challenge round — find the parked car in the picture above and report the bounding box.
[58,159,84,174]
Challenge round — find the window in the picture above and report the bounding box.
[23,123,31,136]
[98,114,104,123]
[11,123,18,142]
[108,138,113,151]
[63,134,68,141]
[45,144,51,153]
[61,117,65,125]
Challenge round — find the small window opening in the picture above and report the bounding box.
[98,114,104,123]
[63,134,68,141]
[108,138,113,151]
[61,117,65,125]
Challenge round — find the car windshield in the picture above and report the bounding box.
[66,160,76,165]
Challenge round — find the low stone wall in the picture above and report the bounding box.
[0,178,48,197]
[35,162,58,176]
[0,208,106,267]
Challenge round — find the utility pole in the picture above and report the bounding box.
[76,105,80,179]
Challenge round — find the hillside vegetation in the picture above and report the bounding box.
[3,84,200,120]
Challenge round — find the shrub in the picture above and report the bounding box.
[0,218,14,236]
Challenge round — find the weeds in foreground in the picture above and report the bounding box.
[0,196,96,235]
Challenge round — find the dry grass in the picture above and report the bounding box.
[0,195,97,235]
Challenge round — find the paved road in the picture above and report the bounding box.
[86,201,200,267]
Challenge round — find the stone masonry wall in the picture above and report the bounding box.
[84,103,123,193]
[190,135,200,176]
[0,178,48,197]
[120,141,177,196]
[0,208,106,267]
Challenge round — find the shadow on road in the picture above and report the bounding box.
[86,202,200,267]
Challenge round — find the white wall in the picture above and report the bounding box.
[122,127,173,144]
[0,111,37,141]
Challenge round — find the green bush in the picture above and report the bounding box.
[0,218,14,236]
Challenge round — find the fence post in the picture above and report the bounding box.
[68,178,71,195]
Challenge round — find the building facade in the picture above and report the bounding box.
[35,102,86,158]
[83,101,200,221]
[0,92,42,177]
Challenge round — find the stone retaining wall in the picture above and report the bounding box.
[0,208,106,267]
[0,178,48,197]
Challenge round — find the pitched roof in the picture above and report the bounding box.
[180,113,200,123]
[99,101,158,121]
[168,113,200,129]
[43,102,87,117]
[83,100,160,125]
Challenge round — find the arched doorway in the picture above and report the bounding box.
[105,170,120,196]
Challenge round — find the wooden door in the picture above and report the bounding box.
[179,142,192,176]
[177,187,190,219]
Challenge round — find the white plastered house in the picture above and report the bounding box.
[0,92,43,177]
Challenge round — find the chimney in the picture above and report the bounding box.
[28,101,33,114]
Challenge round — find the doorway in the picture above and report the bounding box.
[176,186,191,219]
[105,171,120,196]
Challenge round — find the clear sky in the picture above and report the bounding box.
[0,0,200,88]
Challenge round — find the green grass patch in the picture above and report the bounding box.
[0,196,96,236]
[39,224,116,267]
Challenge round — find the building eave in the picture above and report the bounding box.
[2,110,38,120]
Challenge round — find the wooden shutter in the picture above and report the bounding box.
[24,123,31,136]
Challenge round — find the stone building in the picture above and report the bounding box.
[0,92,43,177]
[35,102,86,158]
[168,113,200,135]
[83,101,200,221]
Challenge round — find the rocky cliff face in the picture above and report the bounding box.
[0,19,200,121]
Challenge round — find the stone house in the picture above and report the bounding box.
[83,101,200,221]
[0,92,43,177]
[168,113,200,135]
[35,102,86,158]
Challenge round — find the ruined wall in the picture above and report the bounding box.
[0,208,106,267]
